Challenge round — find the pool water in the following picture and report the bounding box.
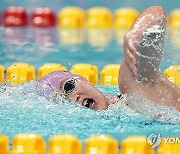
[0,27,179,71]
[0,0,180,142]
[0,81,180,142]
[0,26,179,141]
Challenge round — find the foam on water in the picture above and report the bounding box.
[0,82,179,141]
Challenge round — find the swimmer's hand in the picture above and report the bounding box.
[123,33,139,76]
[123,5,167,77]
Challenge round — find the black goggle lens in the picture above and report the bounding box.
[63,79,76,94]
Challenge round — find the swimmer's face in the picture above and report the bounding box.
[58,77,110,110]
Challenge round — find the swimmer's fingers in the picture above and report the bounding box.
[128,41,139,60]
[123,34,139,75]
[125,57,137,76]
[124,42,138,67]
[124,49,137,75]
[125,47,137,65]
[124,33,139,58]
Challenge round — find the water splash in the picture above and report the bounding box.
[135,22,167,82]
[0,82,179,141]
[115,92,180,123]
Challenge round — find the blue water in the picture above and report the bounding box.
[0,27,179,72]
[0,0,180,142]
[0,81,180,142]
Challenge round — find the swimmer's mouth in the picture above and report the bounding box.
[82,98,96,109]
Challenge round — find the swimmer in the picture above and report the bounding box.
[39,5,180,111]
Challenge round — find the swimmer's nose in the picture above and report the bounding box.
[75,95,85,105]
[76,96,81,102]
[72,95,83,104]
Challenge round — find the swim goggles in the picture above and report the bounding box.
[63,77,77,94]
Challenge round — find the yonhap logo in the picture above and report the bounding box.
[147,132,161,148]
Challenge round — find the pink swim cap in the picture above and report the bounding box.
[38,70,85,99]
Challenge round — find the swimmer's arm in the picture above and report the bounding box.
[127,5,167,38]
[123,5,167,75]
